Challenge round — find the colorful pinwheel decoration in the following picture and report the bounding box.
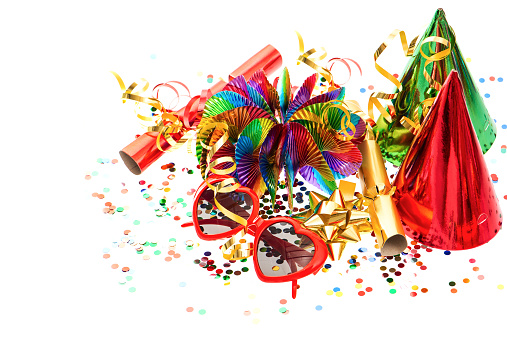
[196,67,365,208]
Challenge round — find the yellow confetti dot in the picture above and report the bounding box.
[197,71,203,77]
[326,290,334,295]
[355,284,362,289]
[252,318,260,324]
[412,285,419,290]
[466,58,471,62]
[336,291,343,297]
[498,284,504,290]
[248,294,255,299]
[164,188,171,192]
[224,282,230,286]
[253,308,260,314]
[322,268,329,273]
[389,282,396,286]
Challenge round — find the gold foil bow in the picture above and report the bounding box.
[296,181,371,261]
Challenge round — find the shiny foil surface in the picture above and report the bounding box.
[393,71,502,250]
[374,8,497,166]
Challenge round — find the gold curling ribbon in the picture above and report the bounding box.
[112,72,194,153]
[367,30,452,132]
[367,30,419,124]
[199,122,254,260]
[296,32,334,86]
[321,101,356,140]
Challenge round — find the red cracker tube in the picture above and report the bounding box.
[120,44,283,175]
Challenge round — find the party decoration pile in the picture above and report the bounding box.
[196,67,365,208]
[372,8,497,166]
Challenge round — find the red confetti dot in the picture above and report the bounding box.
[478,275,485,280]
[216,269,223,274]
[206,266,214,271]
[174,216,181,221]
[365,287,373,292]
[186,307,194,312]
[358,291,365,296]
[490,76,495,81]
[420,266,427,270]
[280,299,287,304]
[393,73,399,78]
[491,174,498,182]
[426,248,432,252]
[139,180,146,185]
[356,278,363,283]
[469,258,476,263]
[122,267,130,272]
[410,292,417,297]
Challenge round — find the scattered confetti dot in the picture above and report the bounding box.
[244,311,251,316]
[360,88,366,93]
[248,294,255,299]
[252,318,260,324]
[479,78,485,83]
[466,58,471,62]
[421,288,428,293]
[478,275,485,280]
[336,291,343,297]
[315,305,323,311]
[451,288,458,293]
[186,307,194,312]
[179,282,186,287]
[473,266,480,271]
[368,85,374,90]
[485,93,490,98]
[410,292,417,297]
[128,287,136,293]
[326,290,334,295]
[111,264,119,269]
[198,309,206,315]
[389,289,396,294]
[253,308,260,314]
[280,299,287,304]
[463,278,470,283]
[358,291,365,296]
[498,285,504,290]
[498,77,503,82]
[444,250,451,255]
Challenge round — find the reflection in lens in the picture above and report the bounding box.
[196,188,254,235]
[257,221,315,276]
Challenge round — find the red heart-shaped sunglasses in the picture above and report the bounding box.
[186,175,328,299]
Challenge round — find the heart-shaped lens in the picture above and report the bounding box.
[196,187,254,235]
[256,221,316,276]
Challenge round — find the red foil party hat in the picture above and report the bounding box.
[393,70,502,250]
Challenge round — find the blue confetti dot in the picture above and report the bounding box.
[444,250,451,255]
[369,257,376,262]
[501,124,507,129]
[375,252,382,257]
[333,287,341,292]
[300,187,307,191]
[324,264,332,269]
[204,251,211,256]
[349,258,356,264]
[498,77,503,82]
[103,248,110,253]
[358,247,367,253]
[315,305,323,311]
[485,93,490,98]
[479,78,485,83]
[179,282,186,287]
[360,88,366,93]
[150,54,156,59]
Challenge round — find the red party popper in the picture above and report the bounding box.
[120,44,283,175]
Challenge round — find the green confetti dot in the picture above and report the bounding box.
[188,170,194,174]
[198,309,206,315]
[160,199,167,205]
[242,267,249,272]
[181,203,188,208]
[116,207,124,212]
[350,264,356,270]
[151,107,157,112]
[186,246,193,251]
[240,259,248,262]
[128,287,136,293]
[387,278,393,283]
[279,307,287,313]
[223,276,230,280]
[133,220,140,225]
[143,193,150,198]
[186,212,192,217]
[126,276,133,281]
[389,289,396,294]
[143,242,149,246]
[449,281,456,286]
[150,242,157,247]
[169,238,176,242]
[154,250,161,255]
[91,171,98,176]
[97,158,103,163]
[136,250,144,254]
[103,188,110,193]
[177,198,184,203]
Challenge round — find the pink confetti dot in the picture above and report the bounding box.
[478,275,485,280]
[186,307,194,312]
[469,258,476,263]
[280,299,287,304]
[368,85,374,90]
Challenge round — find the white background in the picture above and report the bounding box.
[2,0,507,341]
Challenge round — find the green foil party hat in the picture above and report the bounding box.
[373,8,497,166]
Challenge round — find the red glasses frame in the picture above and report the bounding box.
[190,175,328,298]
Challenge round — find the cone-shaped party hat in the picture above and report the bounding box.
[393,70,502,250]
[374,8,497,166]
